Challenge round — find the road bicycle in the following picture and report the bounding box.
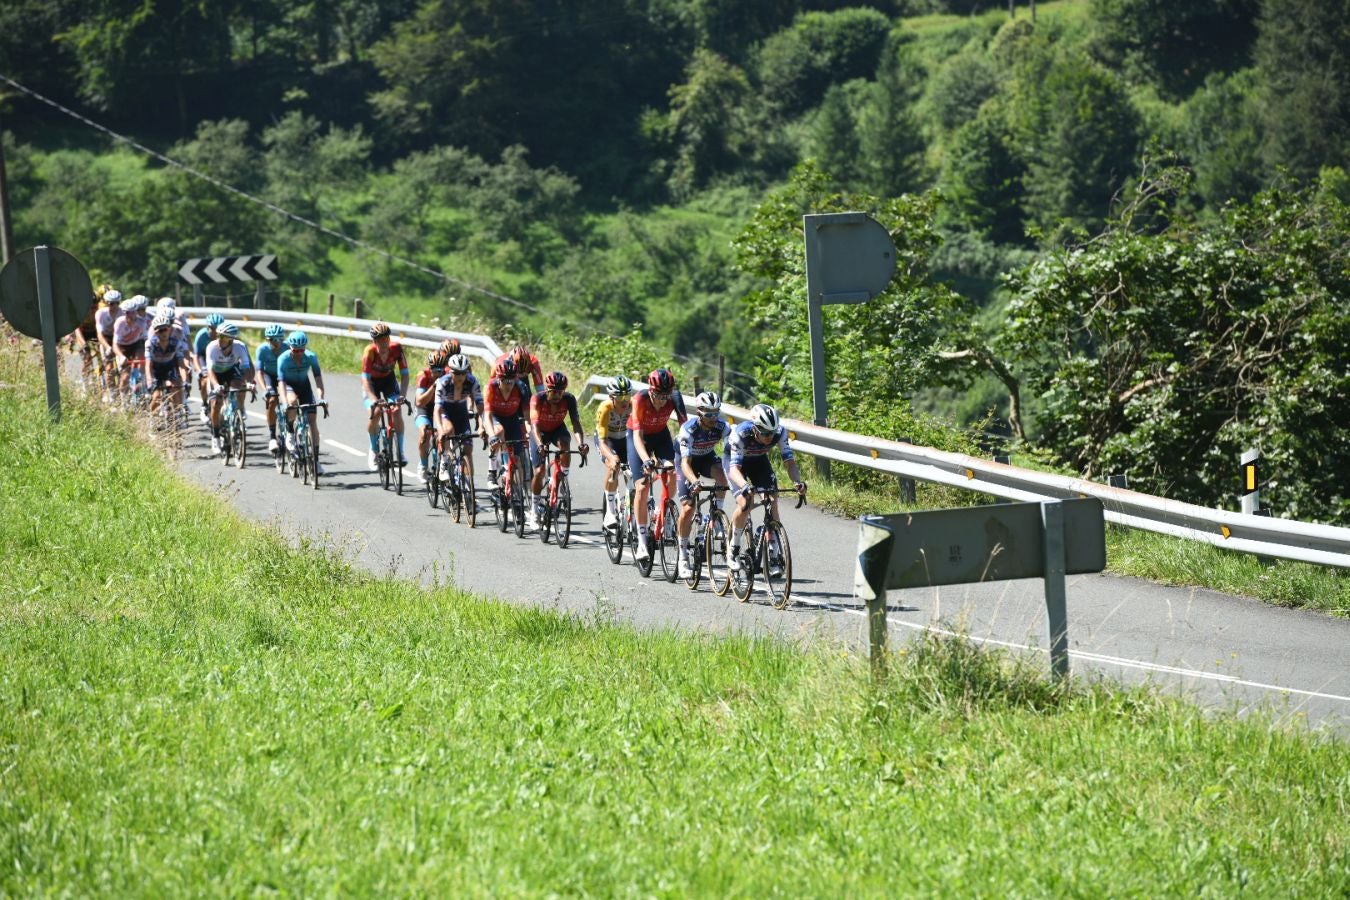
[489,435,531,538]
[220,386,253,469]
[729,481,805,609]
[121,357,147,411]
[537,442,587,548]
[423,437,442,509]
[603,463,633,565]
[371,398,411,494]
[147,378,185,459]
[290,401,328,489]
[633,460,679,581]
[441,432,478,527]
[685,479,730,591]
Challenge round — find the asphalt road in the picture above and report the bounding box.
[170,372,1349,734]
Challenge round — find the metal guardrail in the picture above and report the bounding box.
[181,309,1350,569]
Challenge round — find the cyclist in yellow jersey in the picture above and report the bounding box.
[595,375,633,529]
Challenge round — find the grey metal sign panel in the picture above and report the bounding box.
[862,498,1105,591]
[0,245,93,338]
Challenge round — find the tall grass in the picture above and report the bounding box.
[5,341,1345,894]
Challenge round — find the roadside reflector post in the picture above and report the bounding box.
[1240,448,1262,516]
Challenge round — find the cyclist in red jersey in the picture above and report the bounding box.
[412,350,448,481]
[492,342,544,394]
[628,367,688,562]
[528,371,589,523]
[479,356,532,487]
[361,322,410,471]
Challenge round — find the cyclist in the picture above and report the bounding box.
[433,352,484,485]
[479,356,530,490]
[144,312,188,416]
[70,285,104,387]
[112,295,151,394]
[528,371,588,525]
[628,367,688,562]
[277,331,327,475]
[726,403,807,573]
[675,391,732,579]
[361,322,410,471]
[413,350,449,482]
[94,288,122,366]
[254,324,288,453]
[193,313,225,419]
[595,374,633,530]
[205,322,255,455]
[155,297,190,343]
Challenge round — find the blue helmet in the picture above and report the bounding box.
[205,313,225,328]
[285,330,308,349]
[264,324,286,341]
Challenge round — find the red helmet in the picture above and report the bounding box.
[646,368,674,393]
[511,343,531,367]
[544,371,568,391]
[439,338,461,356]
[494,357,517,379]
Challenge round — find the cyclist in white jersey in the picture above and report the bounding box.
[204,323,255,455]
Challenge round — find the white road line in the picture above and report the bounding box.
[791,596,1350,705]
[325,440,365,457]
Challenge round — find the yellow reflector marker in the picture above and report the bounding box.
[789,431,797,440]
[965,469,974,479]
[1221,525,1232,539]
[869,448,879,459]
[1245,465,1257,491]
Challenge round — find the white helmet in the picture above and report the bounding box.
[103,289,123,303]
[124,294,149,312]
[156,297,176,310]
[151,312,174,330]
[695,391,721,415]
[448,353,471,373]
[749,403,779,434]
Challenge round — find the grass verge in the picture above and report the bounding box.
[2,342,1348,892]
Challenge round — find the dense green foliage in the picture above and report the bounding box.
[5,0,1349,523]
[3,353,1348,893]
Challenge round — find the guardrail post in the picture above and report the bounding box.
[353,297,363,319]
[326,292,334,316]
[302,287,308,313]
[1041,501,1070,680]
[1241,448,1263,516]
[717,354,725,399]
[896,436,916,505]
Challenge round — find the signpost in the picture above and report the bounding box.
[177,254,278,307]
[853,498,1106,680]
[0,245,94,422]
[803,212,896,479]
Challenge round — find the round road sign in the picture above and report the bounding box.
[0,246,95,339]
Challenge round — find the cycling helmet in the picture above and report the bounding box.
[493,357,517,379]
[264,324,286,341]
[369,322,391,339]
[205,313,225,328]
[439,338,461,356]
[124,295,149,312]
[647,368,675,393]
[285,331,308,349]
[606,374,633,397]
[695,391,721,415]
[749,403,779,434]
[156,297,176,310]
[544,371,568,391]
[151,312,173,330]
[448,353,471,374]
[511,343,531,365]
[219,323,240,338]
[103,289,123,303]
[427,350,448,369]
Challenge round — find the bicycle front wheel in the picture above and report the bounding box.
[511,463,528,539]
[731,530,754,603]
[763,520,793,609]
[658,500,680,583]
[377,432,391,490]
[460,459,476,528]
[425,450,440,509]
[308,434,320,491]
[604,494,625,564]
[393,441,404,496]
[232,410,247,469]
[448,461,463,523]
[555,479,572,548]
[707,510,731,596]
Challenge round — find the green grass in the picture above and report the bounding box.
[1,340,1348,894]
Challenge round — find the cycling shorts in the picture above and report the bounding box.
[151,361,181,386]
[600,436,627,465]
[365,374,401,408]
[627,427,676,477]
[677,453,722,502]
[284,380,315,407]
[737,456,775,493]
[532,425,571,468]
[116,339,145,360]
[438,404,473,436]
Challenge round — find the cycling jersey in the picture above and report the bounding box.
[484,377,529,419]
[205,339,253,376]
[530,390,579,433]
[362,341,408,379]
[277,349,321,384]
[627,388,687,436]
[594,398,629,441]
[76,304,98,340]
[727,420,795,467]
[145,330,188,365]
[677,415,731,458]
[95,305,118,339]
[112,312,149,347]
[193,327,215,363]
[255,341,284,382]
[434,372,483,411]
[413,367,441,412]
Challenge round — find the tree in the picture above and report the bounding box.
[808,85,862,188]
[857,34,927,198]
[940,104,1026,243]
[753,8,892,117]
[659,49,755,199]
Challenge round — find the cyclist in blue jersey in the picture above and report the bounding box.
[254,324,287,453]
[674,391,732,579]
[278,331,328,474]
[726,403,807,572]
[193,313,225,421]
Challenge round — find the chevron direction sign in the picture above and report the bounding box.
[177,254,278,285]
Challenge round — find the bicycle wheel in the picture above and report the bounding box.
[274,430,288,474]
[538,476,553,544]
[555,478,572,548]
[393,438,404,496]
[706,510,731,596]
[762,520,793,609]
[448,456,463,524]
[232,408,247,469]
[658,500,680,583]
[604,493,625,564]
[424,448,440,509]
[296,429,311,485]
[460,457,476,528]
[309,434,321,491]
[731,529,754,603]
[494,482,507,532]
[377,431,391,490]
[685,514,704,590]
[511,463,528,539]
